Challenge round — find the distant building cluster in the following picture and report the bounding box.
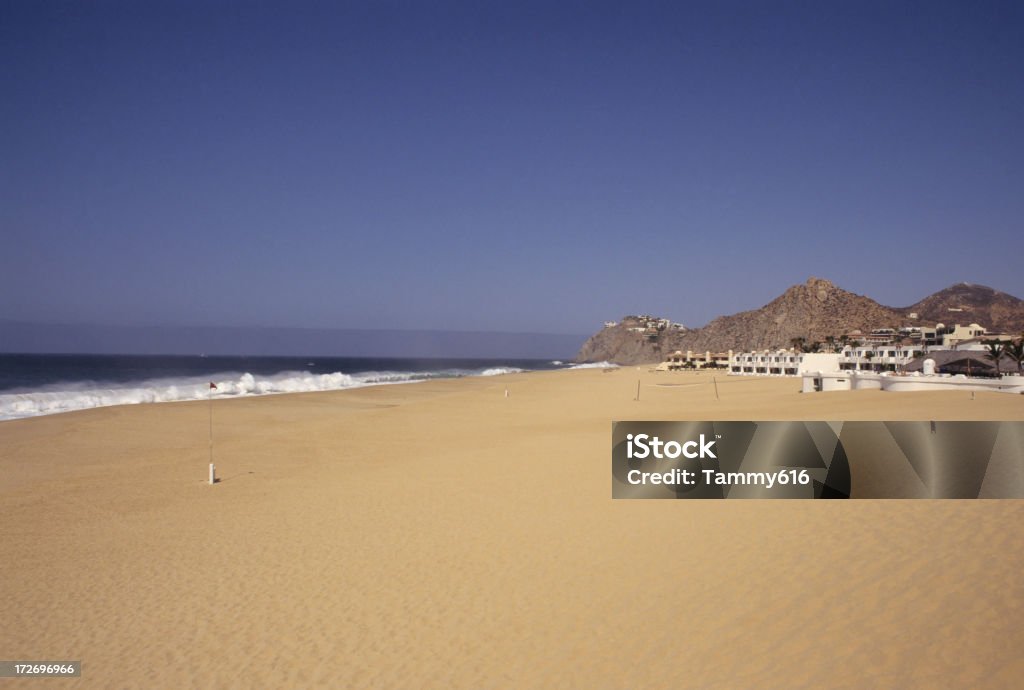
[610,315,686,340]
[655,350,731,371]
[718,322,1023,395]
[609,307,1023,394]
[728,346,925,376]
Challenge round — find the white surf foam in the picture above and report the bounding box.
[479,367,524,376]
[0,366,527,421]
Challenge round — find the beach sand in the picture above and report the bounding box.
[2,368,1023,688]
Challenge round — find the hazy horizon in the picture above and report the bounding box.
[3,2,1022,340]
[0,320,588,359]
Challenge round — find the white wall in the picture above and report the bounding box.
[797,353,841,375]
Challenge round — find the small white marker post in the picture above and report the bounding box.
[504,387,509,398]
[208,381,216,485]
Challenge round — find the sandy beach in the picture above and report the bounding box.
[2,368,1023,688]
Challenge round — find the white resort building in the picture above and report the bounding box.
[727,346,923,377]
[724,338,1024,395]
[837,345,924,371]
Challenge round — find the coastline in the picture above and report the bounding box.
[2,368,1023,687]
[0,356,574,422]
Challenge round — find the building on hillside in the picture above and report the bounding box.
[947,335,1018,351]
[942,323,988,348]
[898,326,939,346]
[864,328,898,344]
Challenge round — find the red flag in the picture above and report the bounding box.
[209,382,218,390]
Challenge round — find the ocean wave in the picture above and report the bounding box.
[0,366,525,421]
[479,367,524,376]
[568,361,619,369]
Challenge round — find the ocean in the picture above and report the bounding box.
[0,353,605,421]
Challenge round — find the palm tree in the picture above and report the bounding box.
[983,340,1004,377]
[863,351,874,371]
[790,336,805,352]
[825,335,836,353]
[1006,340,1024,375]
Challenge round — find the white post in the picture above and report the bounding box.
[209,463,216,485]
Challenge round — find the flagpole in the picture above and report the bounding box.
[206,378,221,481]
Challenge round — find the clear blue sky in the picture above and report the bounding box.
[2,0,1022,338]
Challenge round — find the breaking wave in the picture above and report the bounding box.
[479,367,524,376]
[569,361,619,369]
[0,366,526,421]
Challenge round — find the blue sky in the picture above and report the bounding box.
[2,0,1022,339]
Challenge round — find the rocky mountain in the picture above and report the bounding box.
[576,278,1024,364]
[675,277,903,353]
[897,283,1024,333]
[575,315,685,364]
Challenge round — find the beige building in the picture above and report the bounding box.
[942,323,988,348]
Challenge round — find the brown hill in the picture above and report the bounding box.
[575,316,683,364]
[576,278,1024,364]
[897,283,1024,333]
[675,277,901,353]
